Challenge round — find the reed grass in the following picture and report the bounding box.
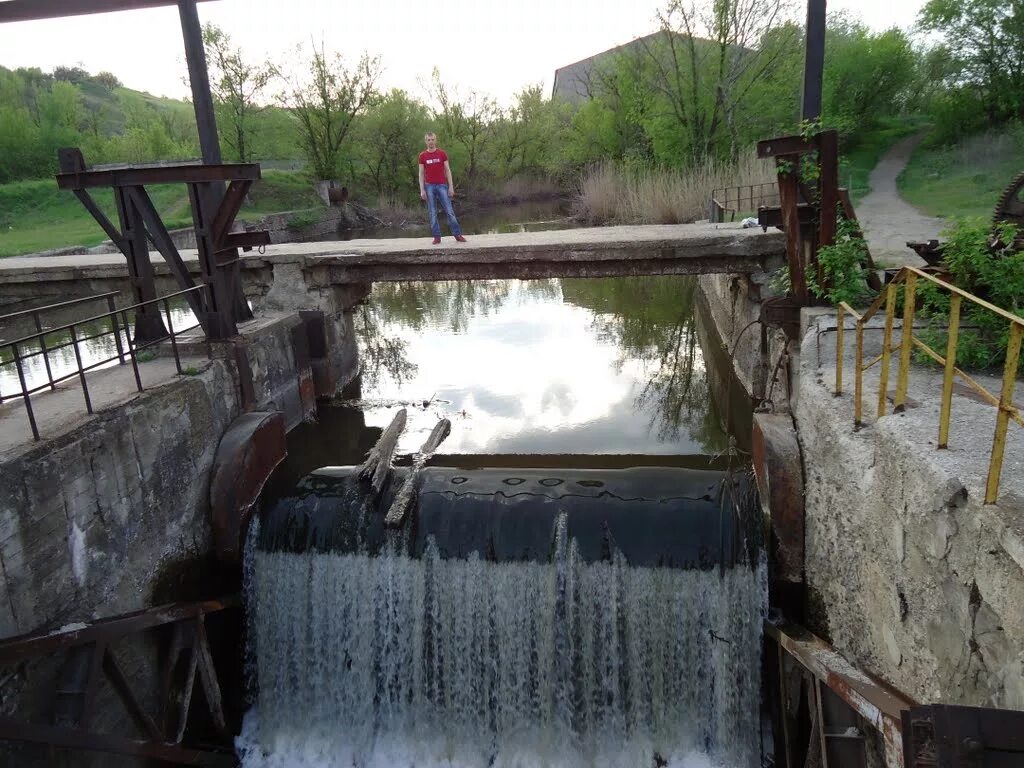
[573,153,775,225]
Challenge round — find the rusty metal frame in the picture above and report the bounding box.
[55,148,267,342]
[0,597,238,765]
[767,620,915,768]
[756,129,872,311]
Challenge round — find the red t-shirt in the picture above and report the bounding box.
[419,149,448,185]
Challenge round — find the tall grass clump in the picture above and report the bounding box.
[574,153,775,225]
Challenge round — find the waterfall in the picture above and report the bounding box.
[238,514,766,768]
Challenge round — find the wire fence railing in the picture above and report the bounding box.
[0,285,210,441]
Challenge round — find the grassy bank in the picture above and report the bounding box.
[0,170,324,257]
[898,123,1024,219]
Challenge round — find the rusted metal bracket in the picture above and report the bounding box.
[0,597,238,765]
[767,619,916,768]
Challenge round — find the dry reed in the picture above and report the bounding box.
[574,152,775,225]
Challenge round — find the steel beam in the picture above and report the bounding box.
[802,0,827,122]
[177,0,222,166]
[0,0,215,23]
[56,162,260,190]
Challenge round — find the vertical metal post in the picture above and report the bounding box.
[107,295,126,364]
[164,299,182,375]
[894,274,916,412]
[178,0,222,166]
[835,306,844,395]
[12,344,39,440]
[122,310,144,393]
[985,322,1023,504]
[114,188,168,343]
[878,285,896,418]
[32,310,56,391]
[854,321,864,428]
[69,325,93,415]
[938,295,962,449]
[802,0,827,123]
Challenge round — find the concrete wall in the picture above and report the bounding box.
[697,271,789,404]
[0,303,361,763]
[796,313,1024,709]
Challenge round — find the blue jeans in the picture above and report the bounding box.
[424,183,462,238]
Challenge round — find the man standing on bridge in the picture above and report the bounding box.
[419,132,467,245]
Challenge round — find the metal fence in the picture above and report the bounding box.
[708,182,780,223]
[0,285,210,441]
[835,266,1023,504]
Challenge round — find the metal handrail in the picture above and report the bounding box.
[0,285,211,441]
[0,291,121,324]
[709,181,780,223]
[835,266,1023,504]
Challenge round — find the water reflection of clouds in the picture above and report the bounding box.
[359,280,719,455]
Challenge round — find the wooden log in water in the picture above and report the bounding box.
[357,408,407,494]
[385,418,452,527]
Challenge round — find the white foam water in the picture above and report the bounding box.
[239,519,765,768]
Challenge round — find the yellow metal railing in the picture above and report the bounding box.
[835,266,1023,504]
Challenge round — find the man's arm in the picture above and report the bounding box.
[418,163,426,200]
[444,160,454,196]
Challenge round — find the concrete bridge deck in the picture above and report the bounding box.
[0,224,785,306]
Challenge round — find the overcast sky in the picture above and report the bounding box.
[0,0,928,104]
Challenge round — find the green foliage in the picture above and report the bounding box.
[203,23,276,163]
[918,0,1024,139]
[821,16,919,141]
[917,217,1024,371]
[809,217,871,305]
[280,44,381,180]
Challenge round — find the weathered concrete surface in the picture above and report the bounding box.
[0,224,785,309]
[796,311,1024,708]
[696,271,791,406]
[0,356,207,458]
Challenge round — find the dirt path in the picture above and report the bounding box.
[856,132,946,267]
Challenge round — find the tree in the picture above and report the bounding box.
[635,0,801,163]
[428,69,500,187]
[822,16,918,138]
[202,23,275,162]
[94,71,121,91]
[280,43,381,180]
[919,0,1024,125]
[356,89,431,197]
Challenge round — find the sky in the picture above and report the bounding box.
[0,0,929,105]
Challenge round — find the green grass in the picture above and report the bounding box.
[897,123,1024,219]
[0,170,324,257]
[839,116,928,203]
